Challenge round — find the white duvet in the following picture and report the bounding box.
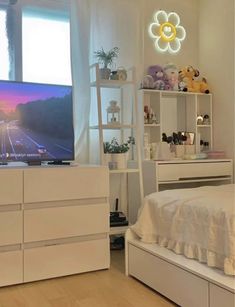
[131,184,235,275]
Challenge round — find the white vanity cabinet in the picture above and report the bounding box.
[143,159,233,194]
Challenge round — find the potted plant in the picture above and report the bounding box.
[94,47,119,79]
[103,136,135,169]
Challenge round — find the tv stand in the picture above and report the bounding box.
[0,162,8,166]
[47,160,70,165]
[27,161,41,166]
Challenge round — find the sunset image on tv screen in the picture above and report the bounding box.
[0,81,74,162]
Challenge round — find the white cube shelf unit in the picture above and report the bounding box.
[139,89,213,157]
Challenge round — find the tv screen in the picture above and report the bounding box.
[0,80,74,164]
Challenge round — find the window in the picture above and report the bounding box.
[22,8,71,85]
[0,8,9,80]
[0,1,71,85]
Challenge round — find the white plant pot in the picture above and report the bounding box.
[103,153,112,167]
[112,152,129,169]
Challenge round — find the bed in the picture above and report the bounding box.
[125,184,235,307]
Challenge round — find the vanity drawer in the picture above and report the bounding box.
[24,203,109,242]
[0,211,22,246]
[24,238,109,282]
[158,161,232,182]
[0,250,23,286]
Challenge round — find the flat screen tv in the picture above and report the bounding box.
[0,80,74,164]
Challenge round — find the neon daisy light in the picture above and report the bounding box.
[148,10,186,54]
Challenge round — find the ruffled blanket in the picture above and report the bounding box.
[131,184,235,275]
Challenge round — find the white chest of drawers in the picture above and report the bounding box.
[0,165,109,287]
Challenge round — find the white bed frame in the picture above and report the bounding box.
[125,229,235,307]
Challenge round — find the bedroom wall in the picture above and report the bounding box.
[198,0,235,163]
[143,0,199,74]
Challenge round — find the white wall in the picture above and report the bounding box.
[143,0,199,73]
[199,0,234,160]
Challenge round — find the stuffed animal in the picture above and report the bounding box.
[147,65,168,90]
[178,65,210,94]
[163,63,179,91]
[140,75,155,89]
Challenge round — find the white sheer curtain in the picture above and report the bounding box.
[71,0,144,163]
[70,0,91,163]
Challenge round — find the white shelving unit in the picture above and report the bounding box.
[89,63,144,230]
[139,89,213,158]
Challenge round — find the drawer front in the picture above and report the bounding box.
[24,203,109,242]
[158,162,232,181]
[24,167,109,203]
[0,170,23,205]
[0,211,22,246]
[129,244,208,307]
[24,238,110,282]
[0,251,23,287]
[210,284,235,307]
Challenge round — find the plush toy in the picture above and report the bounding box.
[163,63,179,91]
[147,65,168,90]
[140,75,155,89]
[178,65,210,94]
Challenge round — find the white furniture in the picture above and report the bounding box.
[126,229,235,307]
[0,164,109,287]
[89,63,144,229]
[143,159,233,194]
[139,89,213,156]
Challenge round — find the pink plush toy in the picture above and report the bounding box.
[163,63,179,91]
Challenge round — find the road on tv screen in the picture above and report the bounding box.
[0,120,73,162]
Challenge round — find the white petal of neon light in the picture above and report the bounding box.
[148,23,160,38]
[168,12,180,27]
[168,38,181,54]
[176,25,186,41]
[154,10,168,25]
[155,37,169,53]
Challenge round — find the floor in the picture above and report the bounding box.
[0,250,176,307]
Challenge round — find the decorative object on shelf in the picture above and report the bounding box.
[162,131,196,158]
[203,114,210,125]
[110,70,119,80]
[164,63,179,91]
[141,75,155,89]
[143,105,158,124]
[106,100,120,124]
[197,115,204,125]
[103,137,135,169]
[147,65,169,90]
[162,131,188,145]
[178,65,210,93]
[207,151,226,159]
[148,10,186,54]
[94,47,119,79]
[117,67,127,81]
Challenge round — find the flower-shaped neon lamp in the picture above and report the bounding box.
[149,10,186,54]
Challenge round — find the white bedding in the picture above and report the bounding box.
[131,184,235,275]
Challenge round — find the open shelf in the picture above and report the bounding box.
[109,168,140,174]
[91,80,134,88]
